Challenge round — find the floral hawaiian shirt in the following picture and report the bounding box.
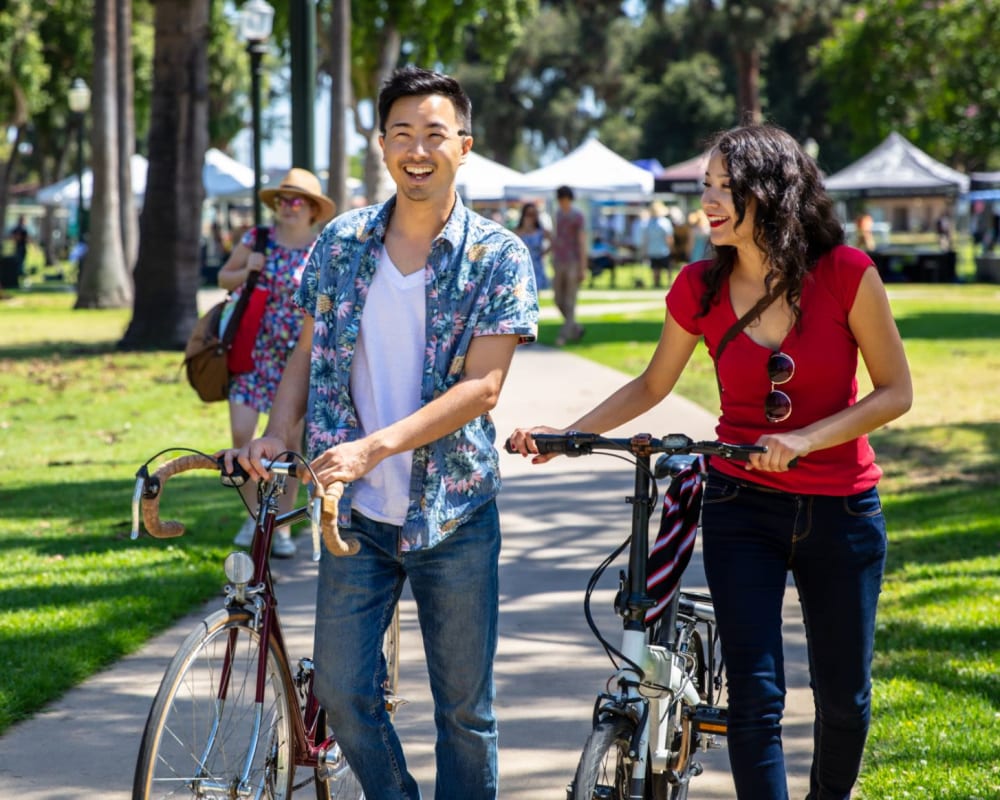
[295,193,539,551]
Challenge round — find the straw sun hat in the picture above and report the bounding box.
[259,167,336,223]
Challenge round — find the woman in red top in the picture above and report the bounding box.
[508,124,912,799]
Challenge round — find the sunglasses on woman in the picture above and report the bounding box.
[276,194,307,210]
[765,351,794,423]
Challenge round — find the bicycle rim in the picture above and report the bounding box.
[571,715,640,800]
[133,608,295,800]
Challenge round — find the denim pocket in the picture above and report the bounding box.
[842,486,883,518]
[703,472,741,505]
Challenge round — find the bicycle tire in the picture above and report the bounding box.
[570,714,642,800]
[133,607,295,800]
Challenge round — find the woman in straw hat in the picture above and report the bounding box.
[218,167,335,556]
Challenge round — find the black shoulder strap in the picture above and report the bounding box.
[714,280,786,394]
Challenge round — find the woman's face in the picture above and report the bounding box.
[701,150,758,251]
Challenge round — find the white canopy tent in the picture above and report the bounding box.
[823,132,969,198]
[202,148,256,198]
[35,154,149,206]
[455,151,524,201]
[504,138,654,198]
[34,149,257,207]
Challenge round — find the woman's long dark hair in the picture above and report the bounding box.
[699,124,844,324]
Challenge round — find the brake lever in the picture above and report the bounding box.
[310,495,323,563]
[131,475,145,540]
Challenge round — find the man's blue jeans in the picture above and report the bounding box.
[312,500,501,800]
[700,469,887,800]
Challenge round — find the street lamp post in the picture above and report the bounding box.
[68,78,92,243]
[239,0,275,230]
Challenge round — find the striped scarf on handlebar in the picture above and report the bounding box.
[644,455,706,625]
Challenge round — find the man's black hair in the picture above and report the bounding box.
[556,185,574,200]
[377,65,472,136]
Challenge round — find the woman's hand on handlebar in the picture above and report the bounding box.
[746,431,810,472]
[506,425,566,464]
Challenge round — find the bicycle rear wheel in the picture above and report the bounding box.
[570,714,642,800]
[133,607,295,800]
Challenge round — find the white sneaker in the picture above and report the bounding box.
[233,517,256,547]
[271,527,296,559]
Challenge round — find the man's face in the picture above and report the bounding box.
[379,94,472,204]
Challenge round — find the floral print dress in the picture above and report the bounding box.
[229,226,312,413]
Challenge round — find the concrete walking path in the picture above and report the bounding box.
[0,343,812,798]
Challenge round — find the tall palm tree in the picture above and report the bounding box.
[75,0,131,309]
[121,0,210,349]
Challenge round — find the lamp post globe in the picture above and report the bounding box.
[68,78,92,243]
[239,0,274,229]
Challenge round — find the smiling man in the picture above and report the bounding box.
[234,66,538,799]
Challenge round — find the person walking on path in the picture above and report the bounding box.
[551,185,587,346]
[227,66,538,800]
[514,201,551,291]
[218,168,335,556]
[508,123,912,800]
[642,200,674,288]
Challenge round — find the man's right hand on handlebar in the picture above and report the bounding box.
[219,436,296,485]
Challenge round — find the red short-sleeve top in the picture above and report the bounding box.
[666,245,882,495]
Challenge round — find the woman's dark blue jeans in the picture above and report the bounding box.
[700,469,887,800]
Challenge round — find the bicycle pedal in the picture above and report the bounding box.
[385,694,408,713]
[690,704,728,736]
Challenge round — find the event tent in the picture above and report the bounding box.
[967,171,1000,202]
[34,149,257,207]
[504,138,654,198]
[35,154,149,206]
[823,132,969,198]
[654,152,710,195]
[456,151,524,201]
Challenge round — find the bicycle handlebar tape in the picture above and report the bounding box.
[319,482,361,556]
[142,454,220,538]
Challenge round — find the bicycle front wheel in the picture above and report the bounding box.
[133,607,295,800]
[570,714,642,800]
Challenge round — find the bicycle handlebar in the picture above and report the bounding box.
[505,431,767,461]
[131,453,360,557]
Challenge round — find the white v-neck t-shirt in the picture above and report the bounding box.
[349,247,426,525]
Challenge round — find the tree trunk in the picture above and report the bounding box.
[327,0,350,215]
[357,25,400,204]
[735,46,762,126]
[76,0,132,309]
[120,0,209,349]
[117,0,139,270]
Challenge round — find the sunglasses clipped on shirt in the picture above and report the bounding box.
[765,351,794,423]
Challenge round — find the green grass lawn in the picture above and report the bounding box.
[2,283,998,797]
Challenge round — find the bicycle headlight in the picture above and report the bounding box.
[224,551,255,586]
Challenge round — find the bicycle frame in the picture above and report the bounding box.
[518,433,765,800]
[601,441,701,798]
[199,473,332,793]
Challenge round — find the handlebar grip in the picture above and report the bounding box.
[142,454,220,538]
[318,482,360,556]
